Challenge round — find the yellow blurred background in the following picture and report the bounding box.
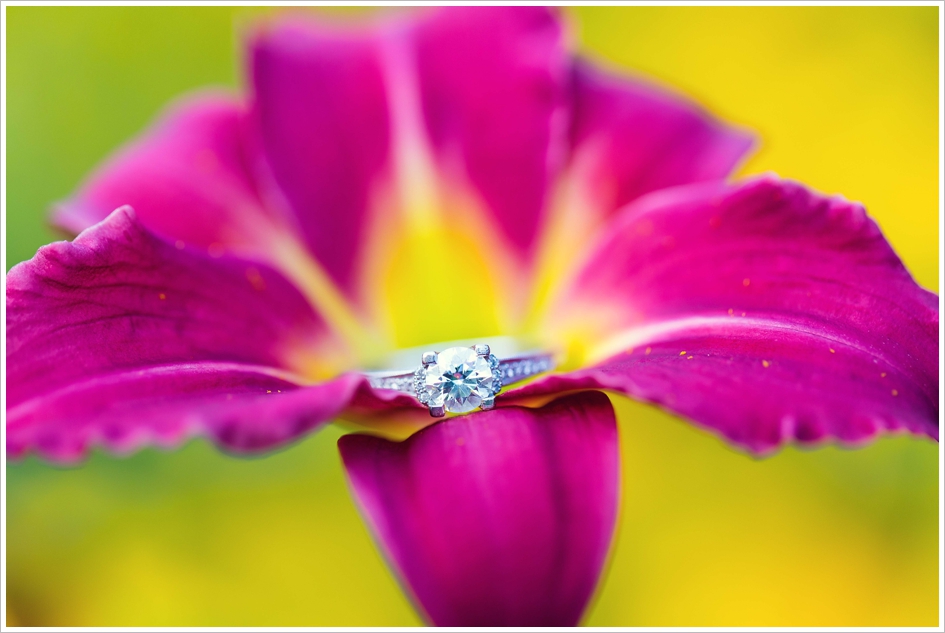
[5,6,940,626]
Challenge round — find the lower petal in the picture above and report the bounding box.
[338,391,619,626]
[7,365,362,463]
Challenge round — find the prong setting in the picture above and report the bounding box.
[421,351,438,366]
[480,397,495,411]
[474,343,491,356]
[428,405,446,418]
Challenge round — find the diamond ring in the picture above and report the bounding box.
[364,344,555,417]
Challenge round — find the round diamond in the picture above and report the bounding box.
[418,346,499,413]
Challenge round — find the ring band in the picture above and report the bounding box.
[364,343,555,417]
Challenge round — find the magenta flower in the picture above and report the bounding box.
[6,7,938,627]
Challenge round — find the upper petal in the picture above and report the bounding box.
[51,92,281,255]
[249,19,391,296]
[250,6,567,270]
[50,8,756,349]
[528,59,755,318]
[338,391,619,626]
[567,60,754,217]
[6,207,352,461]
[249,7,570,342]
[411,6,568,256]
[525,176,938,453]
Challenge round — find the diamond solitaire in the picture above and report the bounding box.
[416,345,502,414]
[364,343,556,417]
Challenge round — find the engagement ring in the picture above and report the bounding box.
[364,343,556,417]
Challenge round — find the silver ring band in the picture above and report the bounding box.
[362,343,555,417]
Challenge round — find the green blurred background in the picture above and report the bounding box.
[5,6,940,626]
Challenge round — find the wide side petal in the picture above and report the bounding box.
[527,176,939,454]
[51,92,282,255]
[6,207,348,461]
[339,391,619,626]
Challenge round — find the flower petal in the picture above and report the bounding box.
[568,60,754,218]
[411,6,568,256]
[338,391,619,626]
[48,91,384,357]
[6,207,350,461]
[249,7,569,339]
[51,92,282,255]
[529,60,754,315]
[7,365,362,463]
[249,20,390,295]
[527,176,938,454]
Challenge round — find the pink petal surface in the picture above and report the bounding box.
[51,93,280,255]
[7,364,362,463]
[532,61,754,292]
[249,7,568,296]
[567,60,754,218]
[412,6,568,256]
[250,20,390,295]
[6,207,349,461]
[524,176,939,454]
[339,391,619,626]
[49,7,755,322]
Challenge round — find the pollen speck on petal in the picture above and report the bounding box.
[245,266,267,292]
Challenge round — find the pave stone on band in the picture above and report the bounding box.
[364,344,555,417]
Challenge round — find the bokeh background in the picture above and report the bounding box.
[4,5,940,626]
